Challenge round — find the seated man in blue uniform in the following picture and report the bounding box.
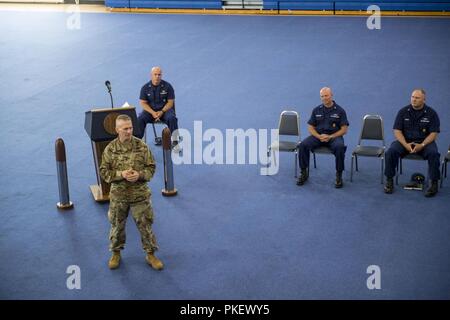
[384,89,440,197]
[137,66,179,147]
[297,87,349,188]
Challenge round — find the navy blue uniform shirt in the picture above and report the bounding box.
[139,80,175,111]
[393,104,440,143]
[307,102,349,135]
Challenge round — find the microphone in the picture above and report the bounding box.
[105,80,112,93]
[104,80,114,108]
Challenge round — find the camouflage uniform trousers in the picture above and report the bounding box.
[108,198,159,253]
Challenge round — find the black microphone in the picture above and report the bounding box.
[105,80,112,93]
[105,80,113,108]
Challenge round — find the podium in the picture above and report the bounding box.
[84,106,138,202]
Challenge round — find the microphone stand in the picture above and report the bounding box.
[108,90,114,109]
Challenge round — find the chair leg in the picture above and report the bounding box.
[395,159,399,185]
[294,151,298,178]
[445,160,448,178]
[350,155,354,182]
[381,156,384,184]
[355,155,359,172]
[267,147,277,170]
[265,147,277,176]
[273,148,277,168]
[313,153,317,169]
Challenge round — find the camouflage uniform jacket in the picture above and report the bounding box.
[100,136,156,202]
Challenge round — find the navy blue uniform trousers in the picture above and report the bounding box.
[384,141,440,180]
[136,108,178,139]
[298,136,347,172]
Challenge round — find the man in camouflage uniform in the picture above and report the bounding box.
[100,114,163,270]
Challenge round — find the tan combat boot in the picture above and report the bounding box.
[146,252,164,270]
[108,251,121,269]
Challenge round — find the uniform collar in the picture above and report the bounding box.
[116,136,137,151]
[407,104,428,113]
[320,101,337,110]
[148,80,165,88]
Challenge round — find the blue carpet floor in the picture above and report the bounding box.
[0,10,449,299]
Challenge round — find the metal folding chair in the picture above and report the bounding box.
[267,110,301,177]
[350,115,385,183]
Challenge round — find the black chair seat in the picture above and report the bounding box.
[270,141,298,152]
[353,146,384,157]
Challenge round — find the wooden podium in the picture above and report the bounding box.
[84,106,138,202]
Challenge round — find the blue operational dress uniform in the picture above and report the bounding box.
[384,104,441,180]
[298,102,349,172]
[137,79,178,139]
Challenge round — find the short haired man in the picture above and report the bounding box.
[137,66,179,148]
[297,87,349,188]
[100,114,163,270]
[384,89,441,197]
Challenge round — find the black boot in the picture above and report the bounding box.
[425,180,438,197]
[384,177,394,194]
[172,140,181,153]
[335,171,343,188]
[296,169,308,186]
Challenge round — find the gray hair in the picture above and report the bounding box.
[116,114,132,125]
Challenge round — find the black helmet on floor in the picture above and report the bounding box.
[411,173,425,184]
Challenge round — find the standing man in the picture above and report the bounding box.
[384,89,440,197]
[100,114,164,270]
[137,66,179,148]
[297,87,349,188]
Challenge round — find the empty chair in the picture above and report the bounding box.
[267,110,300,177]
[350,115,385,183]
